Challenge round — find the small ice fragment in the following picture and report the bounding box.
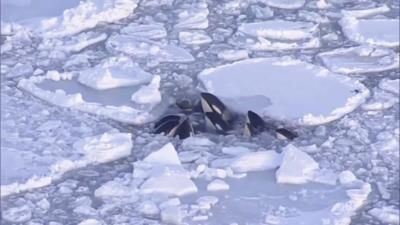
[138,200,160,218]
[338,170,357,185]
[207,179,230,191]
[143,143,181,166]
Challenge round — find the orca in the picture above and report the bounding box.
[275,128,298,140]
[153,114,194,139]
[244,110,266,137]
[200,92,232,122]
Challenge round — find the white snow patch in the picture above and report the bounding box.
[276,144,319,184]
[78,56,153,90]
[198,58,369,125]
[131,75,162,105]
[340,16,399,48]
[369,206,400,225]
[318,46,399,74]
[207,179,230,191]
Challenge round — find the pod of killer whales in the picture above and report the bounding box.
[153,92,298,140]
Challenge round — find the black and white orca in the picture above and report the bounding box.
[200,92,233,133]
[244,110,266,137]
[153,92,298,140]
[153,114,194,139]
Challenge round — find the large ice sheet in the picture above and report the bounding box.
[17,71,165,125]
[340,16,400,48]
[198,58,369,125]
[318,46,399,74]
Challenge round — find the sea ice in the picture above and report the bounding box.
[256,0,305,9]
[106,34,195,63]
[174,1,209,30]
[276,144,319,184]
[341,4,390,18]
[238,20,318,41]
[77,219,103,225]
[131,75,162,105]
[121,23,167,40]
[198,58,369,125]
[18,71,164,125]
[78,56,153,90]
[222,146,252,156]
[179,30,212,45]
[160,206,183,225]
[138,200,160,218]
[229,151,282,173]
[217,49,249,61]
[379,79,400,95]
[207,179,230,191]
[38,0,138,38]
[73,132,132,164]
[135,143,198,196]
[2,205,32,223]
[340,16,400,48]
[369,206,400,225]
[318,46,399,74]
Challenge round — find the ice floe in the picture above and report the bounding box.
[1,131,132,197]
[174,1,209,30]
[276,144,319,184]
[37,0,138,38]
[340,16,400,48]
[121,23,167,39]
[369,206,400,225]
[131,75,162,105]
[133,143,198,196]
[232,20,320,51]
[179,30,212,45]
[72,132,132,164]
[238,20,318,41]
[379,79,399,95]
[198,58,369,125]
[106,34,194,63]
[217,49,249,61]
[78,56,153,90]
[18,70,166,125]
[341,4,391,18]
[318,46,399,74]
[257,0,306,9]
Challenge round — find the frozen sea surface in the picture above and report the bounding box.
[1,0,399,225]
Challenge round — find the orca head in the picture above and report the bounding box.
[204,111,231,133]
[174,117,194,139]
[244,111,265,137]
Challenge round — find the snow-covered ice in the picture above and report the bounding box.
[276,144,319,184]
[233,20,321,51]
[78,56,153,90]
[198,58,369,125]
[340,16,400,48]
[368,206,400,225]
[18,71,166,125]
[318,46,399,74]
[179,30,212,45]
[106,34,195,63]
[257,0,306,9]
